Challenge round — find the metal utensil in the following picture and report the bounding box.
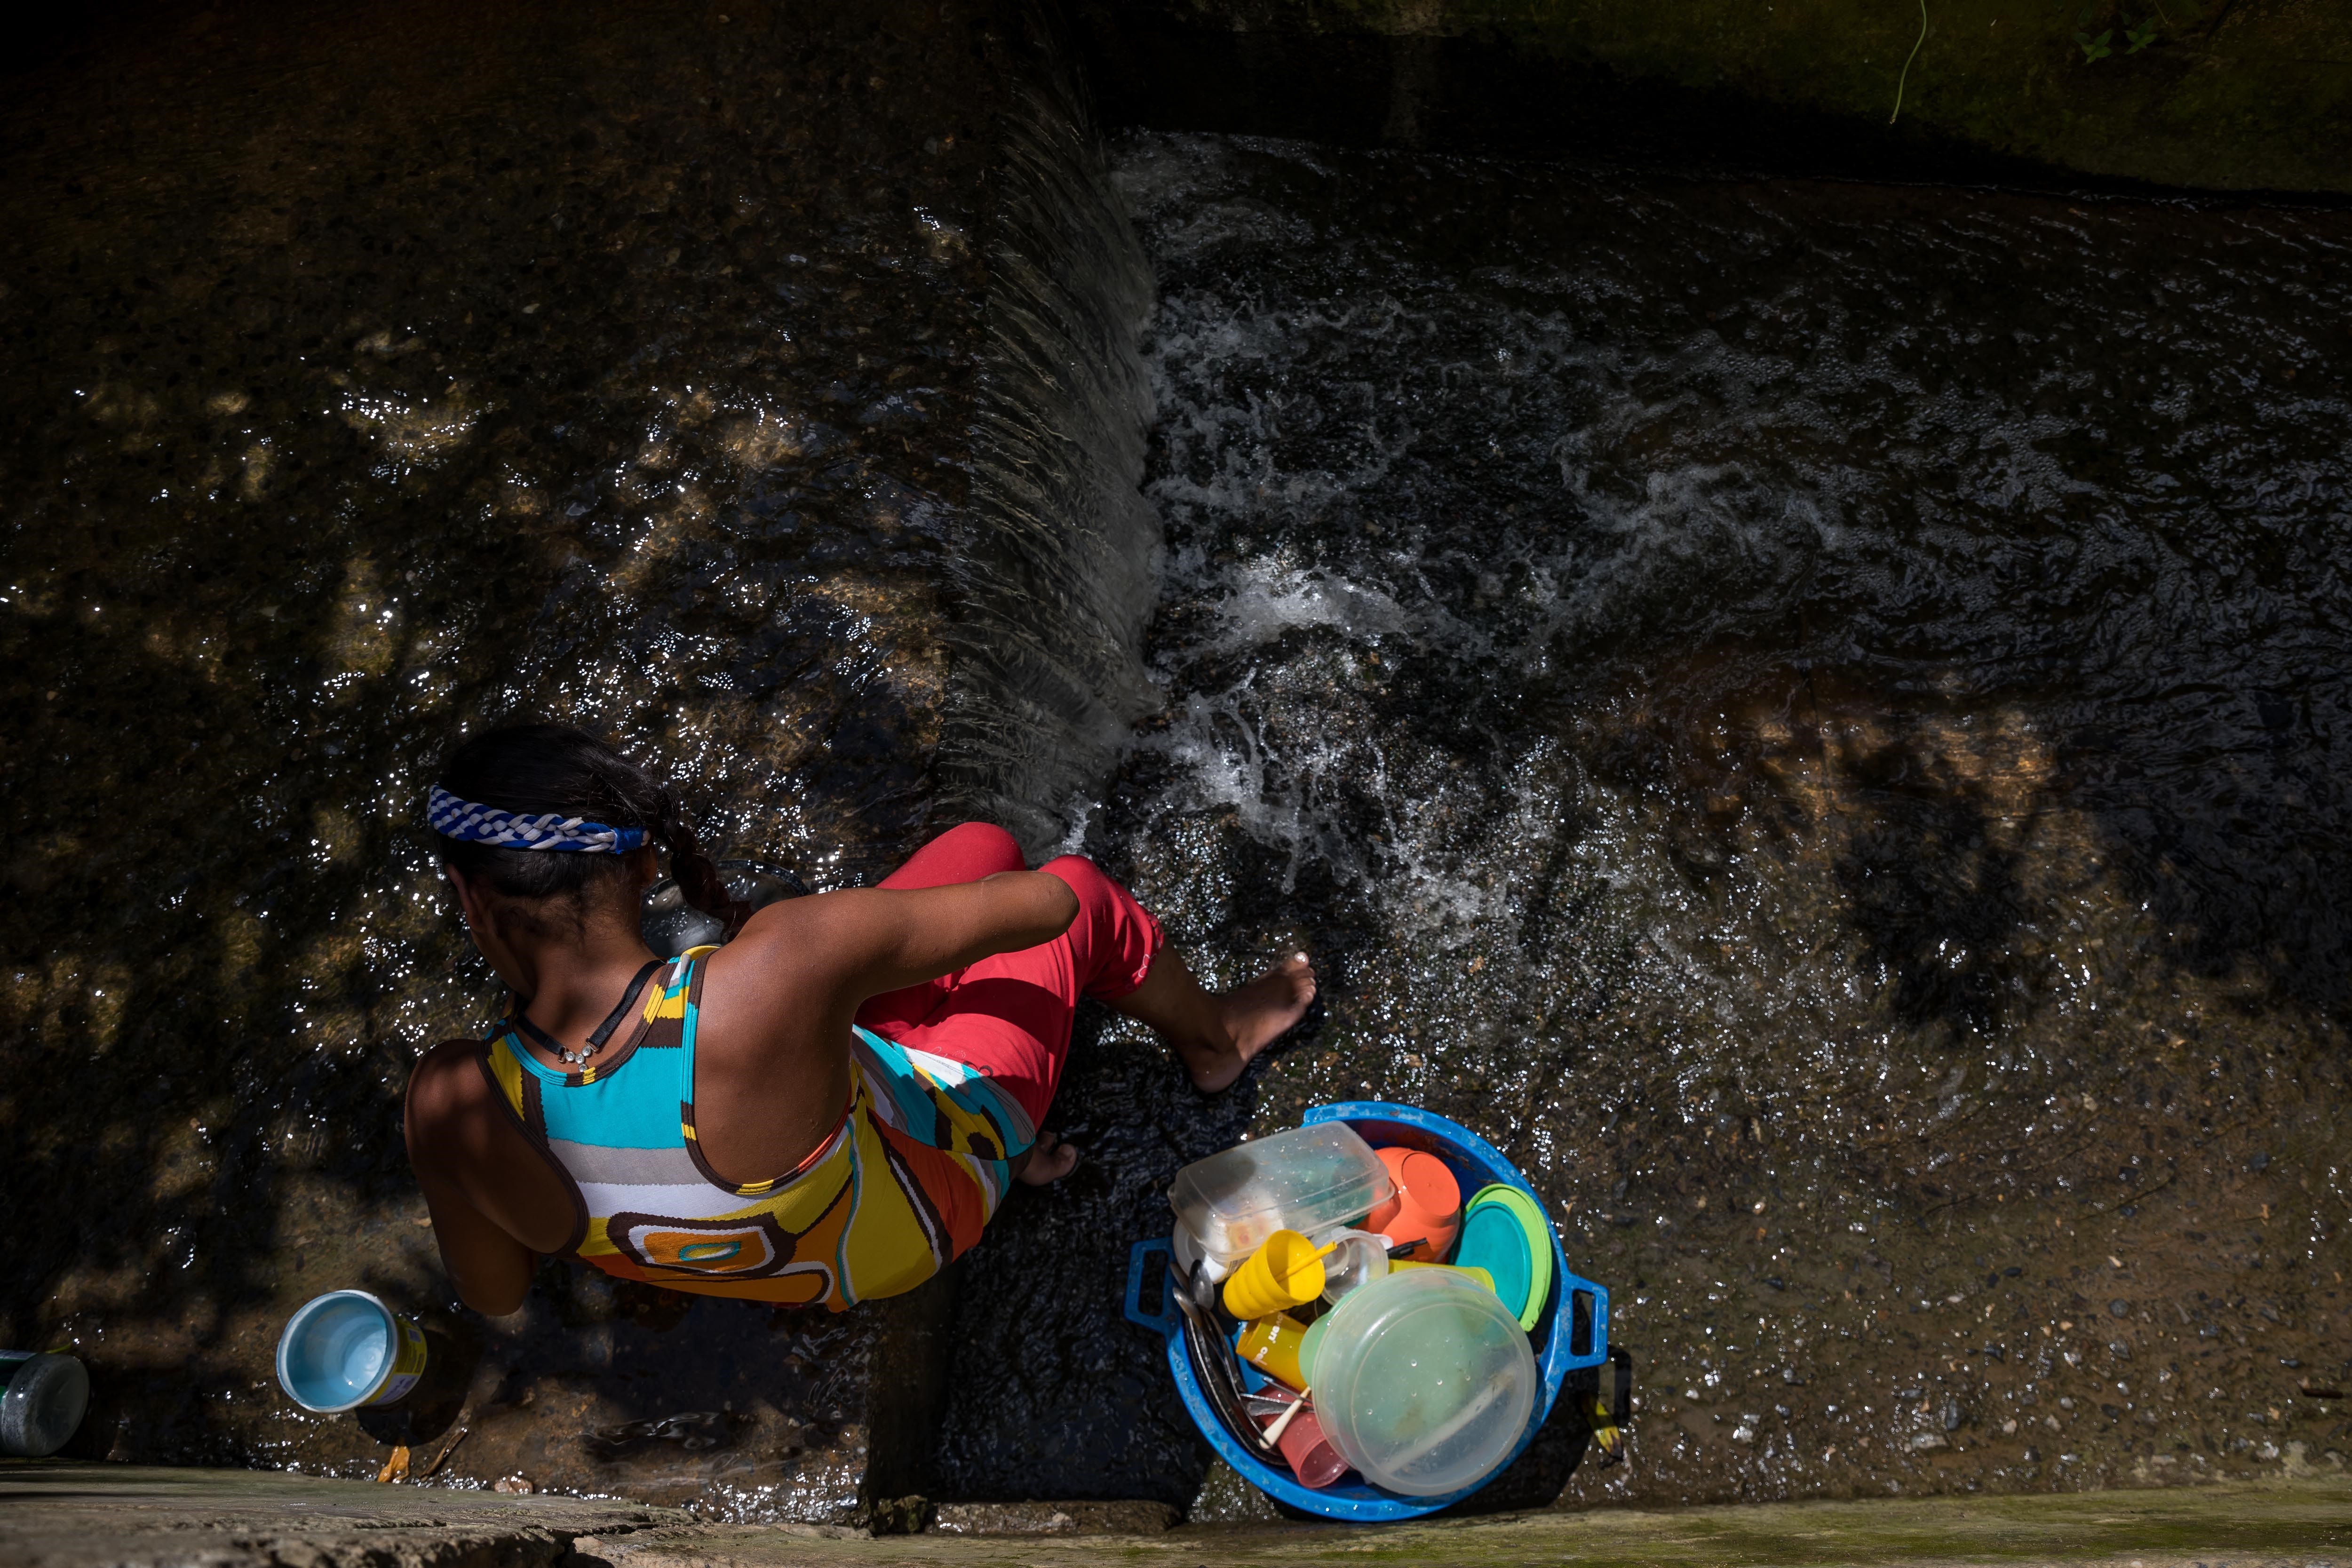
[1174,1266,1281,1459]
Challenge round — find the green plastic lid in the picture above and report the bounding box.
[1454,1185,1552,1332]
[1297,1311,1334,1387]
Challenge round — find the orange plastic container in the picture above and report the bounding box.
[1362,1146,1461,1261]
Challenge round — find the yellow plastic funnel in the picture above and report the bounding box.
[1221,1230,1336,1320]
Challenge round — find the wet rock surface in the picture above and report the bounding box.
[0,0,1138,1519]
[7,0,2352,1534]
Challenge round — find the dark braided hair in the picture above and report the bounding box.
[433,724,748,938]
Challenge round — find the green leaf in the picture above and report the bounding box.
[2125,19,2158,50]
[2075,27,2114,59]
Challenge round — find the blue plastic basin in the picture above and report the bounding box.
[1124,1101,1610,1521]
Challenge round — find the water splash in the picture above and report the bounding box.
[957,129,2352,1506]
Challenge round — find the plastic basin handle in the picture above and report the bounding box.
[1123,1239,1178,1335]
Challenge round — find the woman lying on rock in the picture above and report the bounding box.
[404,723,1315,1315]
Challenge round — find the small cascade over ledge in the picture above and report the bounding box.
[942,52,1163,853]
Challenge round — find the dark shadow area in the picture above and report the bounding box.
[0,0,159,83]
[1052,3,2352,203]
[0,0,1014,1500]
[1431,1370,1598,1516]
[413,1264,877,1506]
[927,1000,1265,1505]
[355,1326,474,1449]
[1067,15,2036,186]
[859,1266,962,1516]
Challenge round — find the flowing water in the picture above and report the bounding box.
[932,135,2352,1511]
[6,0,2351,1521]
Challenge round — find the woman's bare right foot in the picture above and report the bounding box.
[1189,953,1317,1093]
[1114,948,1319,1095]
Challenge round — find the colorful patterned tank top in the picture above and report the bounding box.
[478,948,1035,1311]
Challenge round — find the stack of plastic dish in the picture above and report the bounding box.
[1127,1101,1614,1522]
[1454,1184,1555,1331]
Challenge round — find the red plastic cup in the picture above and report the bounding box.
[1255,1393,1350,1489]
[1275,1405,1350,1488]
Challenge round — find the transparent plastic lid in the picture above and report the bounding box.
[1314,1226,1390,1305]
[1168,1122,1394,1265]
[1309,1266,1537,1497]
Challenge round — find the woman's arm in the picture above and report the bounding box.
[736,869,1080,998]
[404,1040,579,1315]
[685,869,1079,1185]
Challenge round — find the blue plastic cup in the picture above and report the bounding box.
[275,1290,428,1413]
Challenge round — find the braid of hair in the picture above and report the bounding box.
[597,752,753,940]
[573,748,748,939]
[655,796,751,939]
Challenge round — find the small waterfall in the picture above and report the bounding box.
[939,55,1162,854]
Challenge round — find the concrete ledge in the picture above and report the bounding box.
[11,1461,2352,1566]
[589,1476,2352,1566]
[928,1500,1179,1535]
[0,1461,689,1568]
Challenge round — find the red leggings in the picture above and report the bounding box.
[851,823,1164,1127]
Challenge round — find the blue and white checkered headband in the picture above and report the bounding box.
[426,784,648,854]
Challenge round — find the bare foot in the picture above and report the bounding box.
[1113,947,1320,1095]
[1185,953,1319,1094]
[1014,1130,1079,1186]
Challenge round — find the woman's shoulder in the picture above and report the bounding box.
[405,1036,505,1135]
[704,886,879,985]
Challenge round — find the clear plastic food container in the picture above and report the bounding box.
[1168,1122,1394,1269]
[1309,1266,1537,1497]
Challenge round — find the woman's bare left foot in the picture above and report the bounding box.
[1188,952,1318,1094]
[1015,1130,1079,1186]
